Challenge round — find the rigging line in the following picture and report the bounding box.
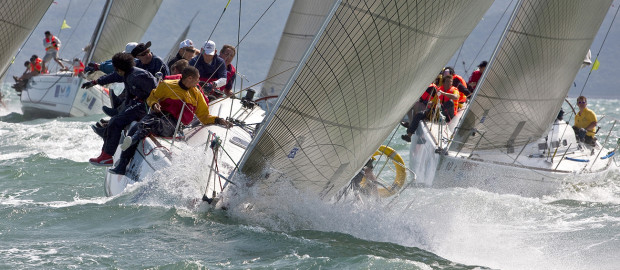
[190,0,231,69]
[452,43,464,68]
[234,0,241,95]
[59,0,95,58]
[194,0,277,95]
[369,123,402,191]
[466,0,515,72]
[58,0,72,35]
[209,65,296,105]
[206,0,232,43]
[224,0,244,149]
[578,3,620,97]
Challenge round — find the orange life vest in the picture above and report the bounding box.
[45,35,59,51]
[453,74,467,88]
[72,60,85,76]
[437,85,459,116]
[30,58,43,72]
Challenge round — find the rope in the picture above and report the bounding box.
[59,0,95,62]
[58,0,72,34]
[578,3,620,96]
[193,0,277,96]
[465,0,515,72]
[210,65,296,105]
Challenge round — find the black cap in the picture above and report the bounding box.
[478,61,488,68]
[130,41,151,57]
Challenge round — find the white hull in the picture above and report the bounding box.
[104,98,265,202]
[20,72,111,117]
[409,119,617,197]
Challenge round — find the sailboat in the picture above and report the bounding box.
[407,0,617,197]
[0,1,53,83]
[104,0,496,203]
[19,0,162,118]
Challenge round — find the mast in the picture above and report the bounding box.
[83,0,113,64]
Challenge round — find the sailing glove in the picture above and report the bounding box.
[81,80,97,89]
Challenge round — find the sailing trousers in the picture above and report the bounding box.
[119,113,178,160]
[102,100,147,155]
[406,100,455,135]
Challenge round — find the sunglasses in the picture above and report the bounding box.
[577,101,586,104]
[137,50,150,57]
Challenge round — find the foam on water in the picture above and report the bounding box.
[217,169,620,270]
[0,118,103,162]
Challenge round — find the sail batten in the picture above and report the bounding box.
[242,0,494,199]
[451,0,612,152]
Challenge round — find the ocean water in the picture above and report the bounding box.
[1,86,619,270]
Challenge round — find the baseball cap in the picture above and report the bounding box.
[202,40,216,56]
[179,39,194,49]
[124,42,138,54]
[130,41,152,57]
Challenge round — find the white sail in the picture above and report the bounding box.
[241,0,493,199]
[87,0,163,63]
[259,0,337,101]
[450,0,613,153]
[0,0,53,79]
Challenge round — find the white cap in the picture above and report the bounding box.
[202,40,216,56]
[179,39,194,49]
[124,42,138,54]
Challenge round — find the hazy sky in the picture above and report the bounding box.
[6,0,619,98]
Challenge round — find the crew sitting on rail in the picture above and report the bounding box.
[109,66,233,175]
[189,40,227,100]
[12,55,44,93]
[572,95,597,145]
[84,52,158,166]
[401,75,460,142]
[467,61,487,92]
[441,67,468,108]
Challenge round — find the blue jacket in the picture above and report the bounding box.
[97,67,157,101]
[189,54,226,81]
[137,53,169,77]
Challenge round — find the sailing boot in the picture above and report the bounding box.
[91,124,106,139]
[108,158,130,175]
[401,134,411,143]
[89,151,113,166]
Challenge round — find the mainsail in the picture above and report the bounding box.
[241,0,493,199]
[0,0,53,79]
[450,0,612,153]
[259,1,336,102]
[85,0,162,64]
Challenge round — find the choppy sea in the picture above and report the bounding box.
[1,85,619,270]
